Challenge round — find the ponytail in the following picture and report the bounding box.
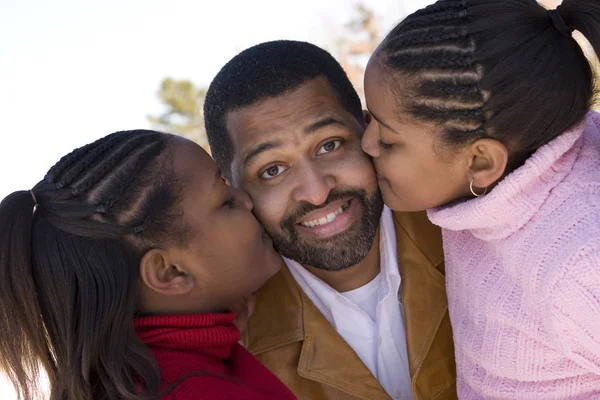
[561,0,600,102]
[0,190,54,400]
[561,0,600,57]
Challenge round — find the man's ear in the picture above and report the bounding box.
[466,138,509,190]
[139,248,195,296]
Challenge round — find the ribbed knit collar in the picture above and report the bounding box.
[134,312,239,359]
[428,118,587,241]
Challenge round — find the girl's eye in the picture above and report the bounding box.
[223,196,235,209]
[260,165,288,180]
[316,140,342,156]
[378,140,394,150]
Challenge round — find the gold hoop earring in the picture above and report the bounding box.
[469,179,488,197]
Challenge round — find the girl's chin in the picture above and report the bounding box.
[380,186,419,212]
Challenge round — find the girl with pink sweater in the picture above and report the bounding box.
[361,0,600,398]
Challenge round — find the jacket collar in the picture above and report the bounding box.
[243,263,304,353]
[244,262,389,399]
[392,212,447,382]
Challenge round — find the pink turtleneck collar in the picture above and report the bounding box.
[428,119,586,241]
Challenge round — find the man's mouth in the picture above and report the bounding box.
[298,200,351,228]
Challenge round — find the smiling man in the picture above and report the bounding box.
[204,40,456,400]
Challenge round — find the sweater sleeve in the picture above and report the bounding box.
[548,246,600,374]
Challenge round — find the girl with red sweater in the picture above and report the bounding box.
[0,130,295,400]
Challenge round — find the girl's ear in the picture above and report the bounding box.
[465,138,509,192]
[139,248,195,296]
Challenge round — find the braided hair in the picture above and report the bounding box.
[0,130,188,400]
[376,0,600,164]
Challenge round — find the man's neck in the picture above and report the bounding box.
[303,229,381,293]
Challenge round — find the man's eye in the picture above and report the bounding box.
[316,140,342,156]
[260,165,288,180]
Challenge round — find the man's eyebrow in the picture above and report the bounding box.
[243,141,283,168]
[303,117,347,135]
[242,117,346,168]
[367,108,400,134]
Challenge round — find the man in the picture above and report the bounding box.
[204,40,456,400]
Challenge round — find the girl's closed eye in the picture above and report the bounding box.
[379,139,394,150]
[223,196,235,208]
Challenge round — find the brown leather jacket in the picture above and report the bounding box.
[242,211,457,399]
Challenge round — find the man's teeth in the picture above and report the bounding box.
[301,205,345,228]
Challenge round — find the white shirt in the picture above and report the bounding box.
[342,271,381,322]
[285,206,413,400]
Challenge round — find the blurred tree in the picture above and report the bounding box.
[147,78,209,149]
[335,4,382,105]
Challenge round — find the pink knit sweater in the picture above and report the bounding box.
[428,112,600,399]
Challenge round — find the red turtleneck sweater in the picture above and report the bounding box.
[134,312,296,399]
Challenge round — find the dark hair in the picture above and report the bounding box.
[376,0,600,165]
[0,130,189,400]
[204,40,364,180]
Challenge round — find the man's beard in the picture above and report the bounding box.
[269,188,384,271]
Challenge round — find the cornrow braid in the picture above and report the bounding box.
[45,141,96,183]
[388,54,473,71]
[72,132,160,194]
[411,105,484,121]
[419,80,483,103]
[92,140,166,218]
[401,10,467,30]
[412,0,466,17]
[379,0,485,147]
[444,127,486,142]
[55,133,126,189]
[386,26,468,49]
[34,130,184,241]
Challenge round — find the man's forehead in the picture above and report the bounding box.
[226,83,346,149]
[227,100,334,136]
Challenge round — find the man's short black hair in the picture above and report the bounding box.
[204,40,364,180]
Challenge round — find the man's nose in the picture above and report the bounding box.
[291,162,335,206]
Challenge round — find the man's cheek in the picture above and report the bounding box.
[252,203,282,235]
[338,158,377,187]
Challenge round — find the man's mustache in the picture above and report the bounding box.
[280,189,367,230]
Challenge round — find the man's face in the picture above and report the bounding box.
[225,77,383,271]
